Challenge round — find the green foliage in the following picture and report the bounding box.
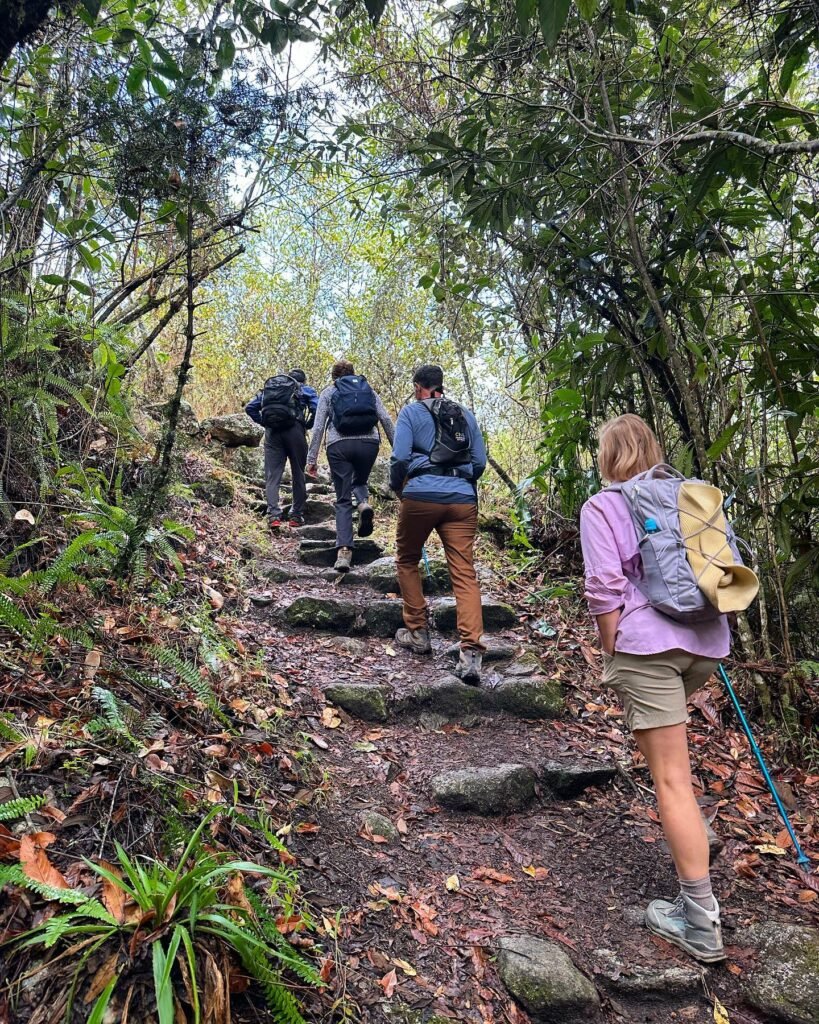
[3,808,321,1024]
[150,644,229,724]
[0,795,47,821]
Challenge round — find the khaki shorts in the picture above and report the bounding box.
[602,649,719,732]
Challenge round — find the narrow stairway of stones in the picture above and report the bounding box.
[236,476,818,1024]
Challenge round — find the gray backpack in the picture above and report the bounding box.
[608,464,724,623]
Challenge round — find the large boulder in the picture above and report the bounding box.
[367,457,395,500]
[202,413,263,448]
[219,445,267,484]
[741,922,819,1024]
[432,597,517,633]
[146,398,200,437]
[284,597,358,631]
[430,764,536,815]
[497,936,600,1022]
[325,684,392,722]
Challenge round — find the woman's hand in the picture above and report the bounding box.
[306,463,318,478]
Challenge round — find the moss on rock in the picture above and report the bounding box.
[324,684,391,722]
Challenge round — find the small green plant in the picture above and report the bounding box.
[0,794,46,821]
[3,808,321,1024]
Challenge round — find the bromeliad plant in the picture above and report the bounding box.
[2,808,320,1024]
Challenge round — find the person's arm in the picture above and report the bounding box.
[245,392,263,425]
[579,500,627,655]
[375,394,395,447]
[389,408,414,493]
[307,391,330,469]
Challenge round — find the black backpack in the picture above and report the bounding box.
[330,375,379,435]
[260,374,301,430]
[423,398,471,466]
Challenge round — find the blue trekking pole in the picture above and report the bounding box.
[421,545,433,579]
[718,664,810,867]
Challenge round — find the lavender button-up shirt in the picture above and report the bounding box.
[579,490,731,658]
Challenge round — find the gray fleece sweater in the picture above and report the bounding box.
[307,384,395,466]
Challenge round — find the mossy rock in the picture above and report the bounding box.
[432,597,516,633]
[295,524,337,542]
[362,600,405,637]
[360,810,399,841]
[325,684,392,722]
[742,922,819,1024]
[430,764,536,815]
[284,597,357,631]
[360,556,450,595]
[492,676,563,719]
[192,473,235,508]
[497,935,601,1022]
[401,675,490,717]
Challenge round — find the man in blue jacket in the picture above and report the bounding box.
[389,364,487,683]
[246,369,319,530]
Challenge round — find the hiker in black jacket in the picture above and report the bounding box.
[246,369,319,530]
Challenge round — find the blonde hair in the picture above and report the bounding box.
[598,414,664,483]
[332,360,355,379]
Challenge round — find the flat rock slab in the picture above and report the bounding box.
[741,922,819,1024]
[306,482,334,495]
[325,684,391,722]
[592,948,702,999]
[431,764,536,815]
[321,636,368,657]
[295,524,337,541]
[539,759,616,798]
[497,935,601,1022]
[298,539,384,567]
[284,597,358,631]
[445,639,517,663]
[400,675,490,717]
[432,597,516,632]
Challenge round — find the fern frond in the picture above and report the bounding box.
[240,952,308,1024]
[0,593,32,637]
[0,714,24,743]
[0,794,46,821]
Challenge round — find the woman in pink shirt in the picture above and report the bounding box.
[579,414,728,963]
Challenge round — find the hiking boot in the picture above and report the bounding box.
[395,627,432,654]
[269,518,283,531]
[453,648,482,685]
[288,514,305,528]
[358,501,374,538]
[334,547,353,573]
[645,892,725,963]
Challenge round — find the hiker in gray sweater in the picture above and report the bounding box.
[307,360,395,572]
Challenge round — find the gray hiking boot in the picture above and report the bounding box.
[645,892,725,963]
[395,627,432,654]
[334,547,353,573]
[357,501,374,538]
[453,648,482,685]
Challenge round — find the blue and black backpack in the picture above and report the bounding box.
[330,375,378,435]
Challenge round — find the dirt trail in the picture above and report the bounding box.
[233,486,819,1024]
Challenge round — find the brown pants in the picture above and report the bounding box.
[396,498,484,651]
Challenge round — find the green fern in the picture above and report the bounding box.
[0,794,46,820]
[0,714,24,743]
[0,592,33,638]
[150,645,230,724]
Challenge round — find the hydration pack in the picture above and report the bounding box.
[260,375,301,430]
[330,375,378,435]
[422,398,471,467]
[608,464,757,623]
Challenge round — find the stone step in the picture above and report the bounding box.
[283,498,334,524]
[497,936,601,1022]
[295,524,337,542]
[431,596,516,632]
[429,759,616,816]
[282,596,404,636]
[350,556,450,595]
[297,539,384,567]
[325,670,563,722]
[306,482,334,496]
